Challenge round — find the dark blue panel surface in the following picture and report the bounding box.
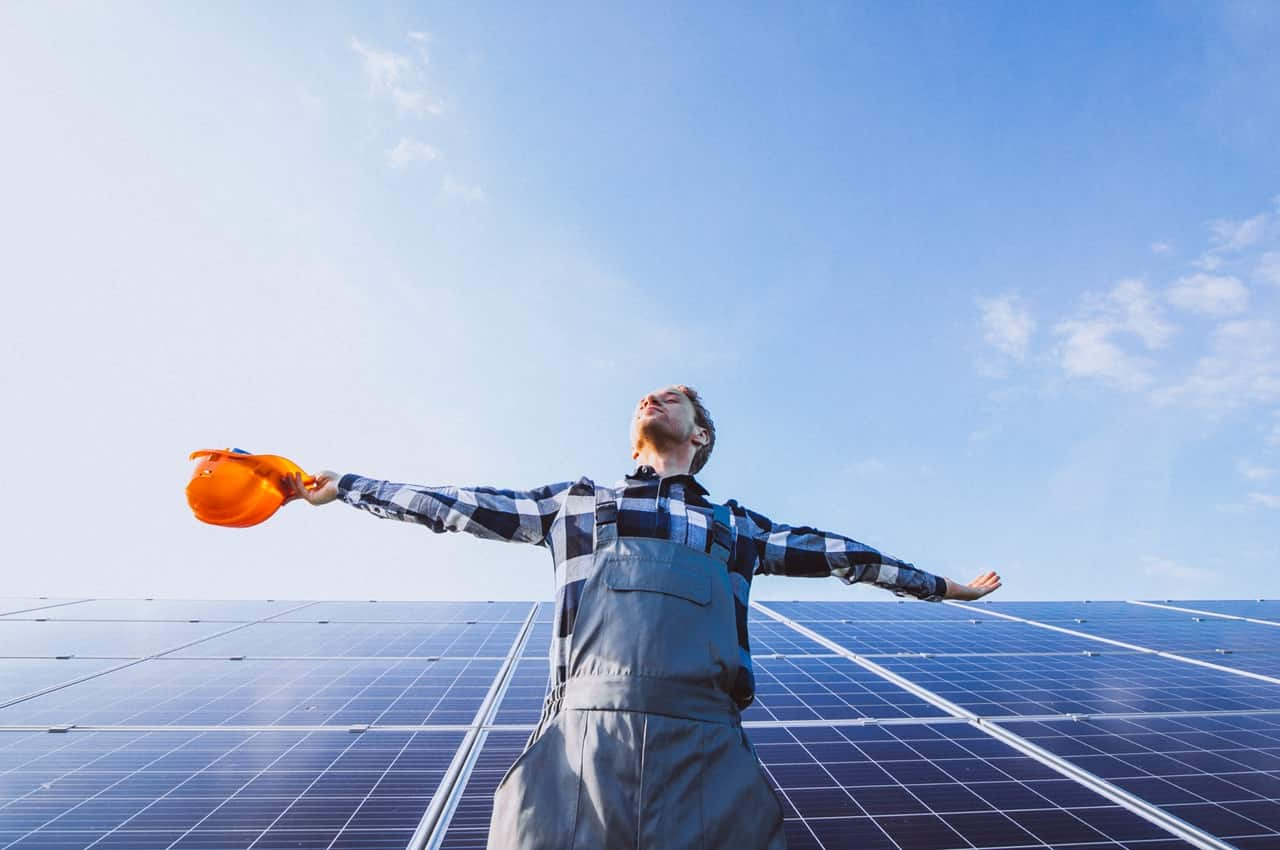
[763,602,980,622]
[1167,600,1280,621]
[876,652,1280,716]
[743,657,948,723]
[170,621,523,659]
[0,621,233,659]
[972,601,1190,621]
[491,660,551,727]
[794,619,1102,655]
[435,730,525,849]
[520,621,553,657]
[432,724,1194,850]
[1068,618,1280,653]
[752,722,1195,850]
[0,728,463,849]
[1002,714,1280,846]
[0,659,126,705]
[272,601,533,623]
[0,658,501,727]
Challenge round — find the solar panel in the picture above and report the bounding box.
[784,619,1104,655]
[0,658,502,727]
[0,599,85,618]
[764,601,982,622]
[743,657,949,723]
[271,602,534,623]
[5,597,1279,850]
[0,729,464,850]
[0,659,127,705]
[0,600,304,622]
[1158,600,1280,622]
[874,651,1280,716]
[0,621,239,659]
[169,621,524,659]
[1001,713,1280,848]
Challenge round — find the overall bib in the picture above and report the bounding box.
[487,489,788,850]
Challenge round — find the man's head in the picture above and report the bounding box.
[630,384,716,474]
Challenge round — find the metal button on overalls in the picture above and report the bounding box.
[488,488,788,850]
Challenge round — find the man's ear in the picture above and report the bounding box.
[692,428,708,447]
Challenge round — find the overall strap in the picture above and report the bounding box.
[708,503,734,564]
[594,485,618,548]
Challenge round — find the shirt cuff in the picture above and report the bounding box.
[337,473,371,505]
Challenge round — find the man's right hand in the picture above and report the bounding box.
[284,470,341,506]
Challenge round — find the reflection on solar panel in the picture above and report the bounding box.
[0,728,464,849]
[170,622,523,659]
[3,597,1278,850]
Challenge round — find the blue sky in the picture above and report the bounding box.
[2,2,1278,602]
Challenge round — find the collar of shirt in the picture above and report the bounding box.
[621,465,710,499]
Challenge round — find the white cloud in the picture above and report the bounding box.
[1155,319,1280,412]
[1150,241,1173,255]
[441,175,486,203]
[387,137,440,169]
[977,294,1035,360]
[1141,556,1218,583]
[1237,460,1276,481]
[1248,493,1280,510]
[1167,273,1249,316]
[1209,212,1269,253]
[351,36,443,118]
[1257,252,1280,286]
[1270,411,1280,446]
[1053,279,1174,388]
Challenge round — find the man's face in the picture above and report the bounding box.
[630,385,703,456]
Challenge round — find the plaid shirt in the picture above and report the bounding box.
[337,466,946,709]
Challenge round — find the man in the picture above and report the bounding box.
[288,385,1001,850]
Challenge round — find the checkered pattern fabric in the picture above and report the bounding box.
[337,466,946,709]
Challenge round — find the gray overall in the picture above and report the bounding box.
[487,489,788,850]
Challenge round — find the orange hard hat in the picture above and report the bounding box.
[186,448,314,528]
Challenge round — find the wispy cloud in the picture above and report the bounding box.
[351,36,443,118]
[1248,492,1280,510]
[1053,279,1174,388]
[1238,460,1276,481]
[1167,272,1249,316]
[387,137,440,169]
[978,294,1035,358]
[1150,241,1173,255]
[441,175,486,203]
[1258,251,1280,286]
[1155,319,1280,412]
[1209,212,1269,253]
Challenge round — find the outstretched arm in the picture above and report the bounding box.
[286,470,571,547]
[732,501,1000,601]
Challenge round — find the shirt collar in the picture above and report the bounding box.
[625,464,709,496]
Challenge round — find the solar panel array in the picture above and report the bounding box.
[3,596,1278,849]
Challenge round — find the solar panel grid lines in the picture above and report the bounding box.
[6,599,1280,850]
[1142,601,1280,624]
[949,602,1280,689]
[997,714,1280,848]
[0,600,93,618]
[751,602,1241,850]
[0,657,505,728]
[1128,601,1280,627]
[406,604,539,850]
[167,621,527,660]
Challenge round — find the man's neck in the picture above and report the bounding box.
[632,449,693,478]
